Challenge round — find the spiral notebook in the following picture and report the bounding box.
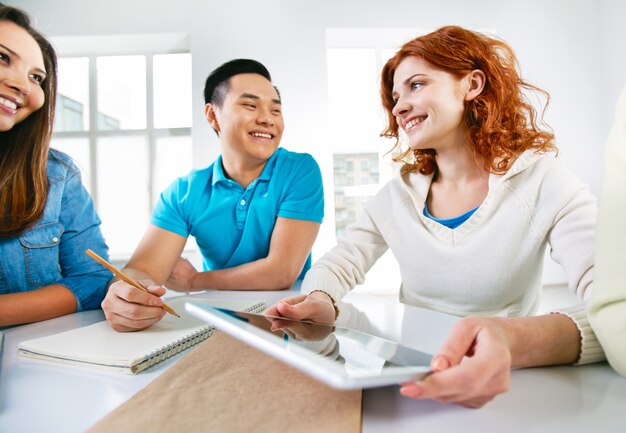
[17,296,265,374]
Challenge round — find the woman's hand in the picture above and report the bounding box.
[400,312,581,408]
[265,291,337,325]
[101,279,167,332]
[400,316,513,408]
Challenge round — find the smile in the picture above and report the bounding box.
[0,96,18,111]
[250,132,274,139]
[404,116,427,131]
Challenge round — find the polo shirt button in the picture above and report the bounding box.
[240,199,246,206]
[52,237,59,243]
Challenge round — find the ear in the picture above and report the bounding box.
[205,103,220,133]
[464,69,486,101]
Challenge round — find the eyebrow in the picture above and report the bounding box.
[0,43,47,76]
[0,43,19,57]
[402,73,428,85]
[239,92,281,105]
[391,73,429,99]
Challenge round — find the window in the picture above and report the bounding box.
[55,94,85,131]
[326,28,431,233]
[51,34,193,263]
[96,55,147,130]
[332,153,379,234]
[54,57,89,132]
[325,28,427,294]
[326,41,389,235]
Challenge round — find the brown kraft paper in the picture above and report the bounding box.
[87,331,362,433]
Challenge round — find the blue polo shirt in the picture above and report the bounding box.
[151,148,324,278]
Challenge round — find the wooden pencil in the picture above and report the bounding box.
[85,249,180,318]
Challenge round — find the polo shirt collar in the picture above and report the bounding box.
[211,148,283,186]
[211,155,229,186]
[257,147,282,181]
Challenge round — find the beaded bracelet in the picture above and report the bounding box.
[309,290,340,320]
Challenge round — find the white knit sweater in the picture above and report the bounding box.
[303,150,604,364]
[588,85,626,375]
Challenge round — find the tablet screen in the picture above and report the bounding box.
[186,302,432,389]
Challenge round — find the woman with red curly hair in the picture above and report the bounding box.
[268,26,601,407]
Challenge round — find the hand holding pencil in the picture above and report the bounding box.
[87,249,180,332]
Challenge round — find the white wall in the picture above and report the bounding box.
[601,0,626,122]
[13,0,626,283]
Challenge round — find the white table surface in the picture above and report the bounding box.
[1,289,625,433]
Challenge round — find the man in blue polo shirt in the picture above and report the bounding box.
[102,59,324,332]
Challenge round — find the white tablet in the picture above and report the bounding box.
[185,302,432,389]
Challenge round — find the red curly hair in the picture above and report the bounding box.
[380,26,556,175]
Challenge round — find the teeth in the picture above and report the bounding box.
[405,117,426,129]
[251,132,272,139]
[0,97,17,110]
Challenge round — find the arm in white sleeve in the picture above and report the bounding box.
[588,85,626,375]
[302,206,389,303]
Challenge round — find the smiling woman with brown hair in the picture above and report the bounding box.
[0,3,111,326]
[0,3,56,236]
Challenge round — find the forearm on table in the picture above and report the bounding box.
[190,258,300,291]
[502,313,581,369]
[113,267,162,286]
[0,285,78,326]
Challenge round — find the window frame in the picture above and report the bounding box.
[52,52,192,212]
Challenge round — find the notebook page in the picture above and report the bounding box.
[18,297,264,372]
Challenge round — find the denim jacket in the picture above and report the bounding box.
[0,149,112,311]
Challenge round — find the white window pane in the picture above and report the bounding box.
[56,57,89,132]
[97,56,146,130]
[153,134,193,205]
[381,48,399,64]
[153,53,192,129]
[327,48,381,152]
[50,137,91,188]
[328,47,399,237]
[333,153,380,235]
[97,136,150,259]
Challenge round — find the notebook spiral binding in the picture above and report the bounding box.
[132,300,265,373]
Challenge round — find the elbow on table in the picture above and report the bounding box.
[272,271,299,290]
[266,262,304,290]
[591,320,626,377]
[262,255,305,290]
[588,300,626,377]
[606,351,626,378]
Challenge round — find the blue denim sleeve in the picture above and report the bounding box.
[56,169,112,311]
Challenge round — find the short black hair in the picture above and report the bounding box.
[204,59,273,107]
